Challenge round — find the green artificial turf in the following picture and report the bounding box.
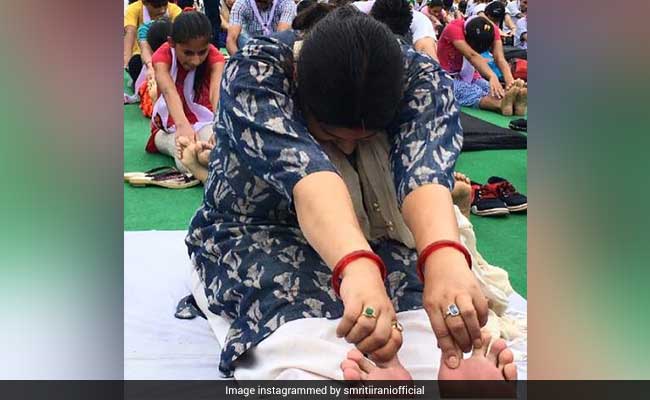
[123,85,527,297]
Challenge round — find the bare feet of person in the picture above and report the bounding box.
[452,172,472,219]
[514,87,527,116]
[177,136,210,183]
[438,330,517,381]
[197,144,212,167]
[500,86,518,116]
[340,349,412,381]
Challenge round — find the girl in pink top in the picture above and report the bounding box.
[436,16,526,115]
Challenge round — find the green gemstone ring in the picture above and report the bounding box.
[363,306,377,319]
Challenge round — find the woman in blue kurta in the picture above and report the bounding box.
[185,6,491,378]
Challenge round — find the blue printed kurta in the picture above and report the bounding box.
[185,34,463,377]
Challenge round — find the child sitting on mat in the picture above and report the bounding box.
[437,15,526,115]
[146,10,225,172]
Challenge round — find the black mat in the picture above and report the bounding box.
[461,113,527,151]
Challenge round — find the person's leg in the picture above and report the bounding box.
[237,31,252,49]
[153,131,191,173]
[452,172,472,218]
[196,124,214,142]
[477,88,518,116]
[470,77,517,116]
[232,317,355,380]
[203,0,222,47]
[128,54,143,91]
[453,77,517,116]
[514,84,527,116]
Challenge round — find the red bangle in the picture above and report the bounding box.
[416,240,472,282]
[331,250,387,298]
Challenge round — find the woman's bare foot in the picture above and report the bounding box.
[500,86,518,116]
[340,349,412,381]
[452,172,472,218]
[514,87,527,116]
[438,330,517,381]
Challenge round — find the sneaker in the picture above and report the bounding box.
[470,181,510,216]
[485,177,528,212]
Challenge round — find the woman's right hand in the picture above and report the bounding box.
[335,260,401,363]
[489,76,505,99]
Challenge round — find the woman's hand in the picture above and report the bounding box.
[489,75,505,99]
[421,248,488,369]
[336,260,402,363]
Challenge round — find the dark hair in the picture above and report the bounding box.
[293,3,336,31]
[427,0,443,8]
[370,0,413,38]
[296,0,317,14]
[485,1,506,28]
[297,7,403,130]
[458,0,468,14]
[144,0,169,6]
[328,0,355,6]
[171,11,213,95]
[464,16,495,53]
[175,0,195,8]
[442,0,453,10]
[146,18,172,52]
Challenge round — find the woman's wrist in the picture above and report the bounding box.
[422,247,470,281]
[340,258,385,280]
[332,251,387,297]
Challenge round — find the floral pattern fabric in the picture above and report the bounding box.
[185,33,463,377]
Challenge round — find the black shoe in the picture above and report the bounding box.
[485,177,527,212]
[470,181,510,216]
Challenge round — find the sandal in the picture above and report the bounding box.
[125,166,200,189]
[124,166,177,182]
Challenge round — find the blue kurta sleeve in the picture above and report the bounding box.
[388,48,463,208]
[216,37,339,207]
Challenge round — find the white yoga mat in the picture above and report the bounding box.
[124,230,527,380]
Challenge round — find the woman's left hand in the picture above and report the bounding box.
[421,247,488,369]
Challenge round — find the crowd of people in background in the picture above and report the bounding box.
[124,0,528,166]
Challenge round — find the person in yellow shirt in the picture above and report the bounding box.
[124,0,182,90]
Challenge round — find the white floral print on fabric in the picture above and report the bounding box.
[185,33,463,377]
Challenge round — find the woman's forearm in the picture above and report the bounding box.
[402,183,460,252]
[294,171,372,269]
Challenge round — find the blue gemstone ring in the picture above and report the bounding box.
[444,303,461,319]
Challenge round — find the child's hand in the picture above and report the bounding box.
[489,76,505,99]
